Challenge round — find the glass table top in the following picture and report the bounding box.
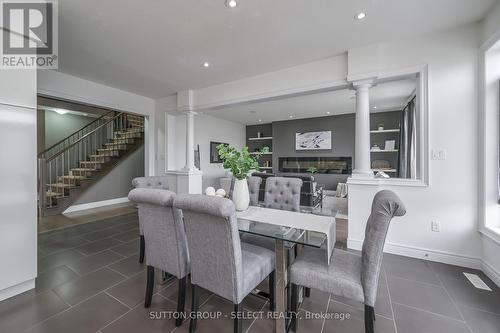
[237,204,337,248]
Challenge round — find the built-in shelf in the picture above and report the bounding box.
[370,129,400,133]
[373,169,397,173]
[250,152,273,155]
[259,167,273,170]
[248,136,273,141]
[371,149,398,153]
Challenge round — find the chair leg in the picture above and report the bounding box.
[189,284,199,333]
[364,305,374,333]
[304,287,311,298]
[144,266,154,308]
[269,271,275,311]
[139,235,145,263]
[290,283,299,333]
[233,303,242,333]
[176,277,187,327]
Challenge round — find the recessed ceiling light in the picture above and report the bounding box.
[226,0,237,8]
[326,111,331,115]
[203,62,210,68]
[82,113,88,117]
[355,12,366,20]
[289,115,294,119]
[258,119,262,122]
[373,106,377,109]
[55,109,68,115]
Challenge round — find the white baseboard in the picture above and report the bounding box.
[347,238,483,269]
[63,197,130,214]
[481,259,500,288]
[0,279,35,301]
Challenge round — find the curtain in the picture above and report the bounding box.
[398,97,417,179]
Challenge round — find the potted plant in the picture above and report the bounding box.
[377,122,385,131]
[306,166,318,193]
[217,144,269,211]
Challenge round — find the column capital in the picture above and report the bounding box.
[352,79,375,90]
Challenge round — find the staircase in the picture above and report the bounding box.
[38,111,145,216]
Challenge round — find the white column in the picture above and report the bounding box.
[352,82,374,178]
[183,111,198,171]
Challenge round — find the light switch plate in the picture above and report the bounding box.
[432,149,447,160]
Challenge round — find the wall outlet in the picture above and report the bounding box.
[431,149,447,160]
[431,221,440,232]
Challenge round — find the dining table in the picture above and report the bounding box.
[236,204,337,333]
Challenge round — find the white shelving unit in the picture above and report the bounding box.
[370,129,400,133]
[370,149,398,153]
[259,167,273,170]
[248,136,273,141]
[372,168,397,173]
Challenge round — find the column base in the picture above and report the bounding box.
[166,169,203,194]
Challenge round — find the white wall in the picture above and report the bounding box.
[0,69,38,301]
[348,25,484,268]
[173,113,246,190]
[479,3,500,286]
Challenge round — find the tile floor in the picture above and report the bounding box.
[1,213,500,333]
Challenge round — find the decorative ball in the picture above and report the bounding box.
[215,189,226,197]
[205,187,216,196]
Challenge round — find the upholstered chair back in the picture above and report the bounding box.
[174,194,244,304]
[128,188,189,279]
[247,176,262,206]
[132,176,169,190]
[361,190,406,306]
[264,177,303,212]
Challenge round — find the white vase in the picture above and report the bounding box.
[232,179,250,211]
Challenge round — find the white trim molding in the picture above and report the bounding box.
[0,279,35,302]
[63,197,130,214]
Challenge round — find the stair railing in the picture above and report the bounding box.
[37,112,140,216]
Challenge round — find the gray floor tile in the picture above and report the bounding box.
[442,276,500,315]
[174,295,254,333]
[387,276,462,320]
[160,280,213,311]
[110,239,140,257]
[75,238,123,256]
[393,303,470,333]
[459,305,500,333]
[111,228,139,242]
[429,262,492,284]
[36,265,79,294]
[38,236,90,256]
[300,288,330,314]
[383,253,442,286]
[53,268,125,305]
[324,301,395,333]
[107,254,144,277]
[79,227,124,242]
[29,293,128,333]
[67,250,125,275]
[101,295,177,333]
[0,290,68,333]
[106,271,171,308]
[38,249,86,273]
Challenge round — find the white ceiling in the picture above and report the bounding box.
[57,0,495,98]
[205,78,416,124]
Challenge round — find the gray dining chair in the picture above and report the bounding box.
[173,194,275,333]
[247,176,262,206]
[132,176,170,263]
[128,188,190,327]
[264,177,302,212]
[289,190,406,333]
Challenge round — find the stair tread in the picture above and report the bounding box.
[71,168,96,171]
[47,183,75,188]
[61,175,86,179]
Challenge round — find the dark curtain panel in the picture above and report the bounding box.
[398,97,417,178]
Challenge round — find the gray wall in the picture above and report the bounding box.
[44,111,94,149]
[73,145,145,205]
[272,114,355,190]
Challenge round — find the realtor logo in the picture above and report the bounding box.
[1,0,58,69]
